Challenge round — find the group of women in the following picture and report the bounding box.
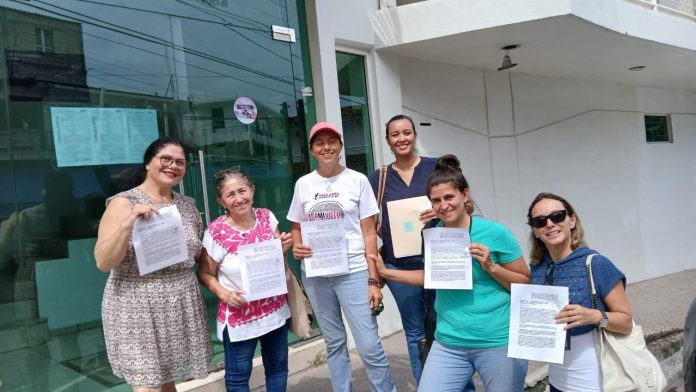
[95,116,634,392]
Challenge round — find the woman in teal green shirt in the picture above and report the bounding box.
[370,154,530,392]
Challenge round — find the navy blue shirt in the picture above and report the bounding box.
[530,246,626,336]
[368,156,437,265]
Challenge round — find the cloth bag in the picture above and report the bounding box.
[585,255,667,392]
[285,262,313,339]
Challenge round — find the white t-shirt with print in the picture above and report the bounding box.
[287,168,379,274]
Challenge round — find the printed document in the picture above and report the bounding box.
[300,219,349,277]
[133,205,188,276]
[423,227,472,289]
[508,283,569,364]
[237,239,288,301]
[387,196,432,258]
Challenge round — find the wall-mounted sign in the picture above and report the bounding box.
[272,25,296,43]
[50,107,158,167]
[233,97,257,125]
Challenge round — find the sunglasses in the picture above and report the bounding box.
[528,210,568,229]
[372,302,384,317]
[214,166,242,180]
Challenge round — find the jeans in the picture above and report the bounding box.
[418,340,528,392]
[302,269,396,392]
[222,323,288,392]
[384,261,434,383]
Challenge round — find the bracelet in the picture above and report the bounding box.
[368,278,381,287]
[484,256,494,272]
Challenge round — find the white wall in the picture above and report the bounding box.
[307,0,696,344]
[398,58,696,283]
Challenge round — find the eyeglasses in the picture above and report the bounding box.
[156,155,187,168]
[372,302,384,317]
[544,262,555,285]
[528,210,567,229]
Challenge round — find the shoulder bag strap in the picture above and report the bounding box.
[375,165,387,229]
[585,254,599,310]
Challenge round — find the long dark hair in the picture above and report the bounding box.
[426,154,474,214]
[526,192,587,265]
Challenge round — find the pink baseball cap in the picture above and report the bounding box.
[309,121,343,143]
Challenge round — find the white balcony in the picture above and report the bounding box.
[381,0,696,22]
[372,0,696,91]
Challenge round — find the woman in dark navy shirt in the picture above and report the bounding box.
[368,114,437,383]
[527,192,633,392]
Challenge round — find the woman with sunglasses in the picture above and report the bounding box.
[370,154,530,392]
[287,122,396,392]
[526,192,633,392]
[367,114,438,383]
[198,168,293,392]
[95,137,212,391]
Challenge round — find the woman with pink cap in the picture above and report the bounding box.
[287,122,396,392]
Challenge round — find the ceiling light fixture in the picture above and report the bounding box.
[498,44,520,71]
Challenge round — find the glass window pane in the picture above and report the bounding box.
[0,0,314,389]
[336,51,374,175]
[644,115,672,143]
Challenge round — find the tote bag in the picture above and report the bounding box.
[285,262,313,339]
[585,255,667,392]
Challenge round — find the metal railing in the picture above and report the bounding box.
[379,0,696,21]
[625,0,696,21]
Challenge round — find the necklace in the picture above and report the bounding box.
[225,210,256,232]
[317,166,344,192]
[392,156,421,172]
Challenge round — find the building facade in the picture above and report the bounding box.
[1,0,695,390]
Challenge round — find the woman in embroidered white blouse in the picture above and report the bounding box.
[198,168,292,392]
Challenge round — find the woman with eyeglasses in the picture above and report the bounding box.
[287,122,396,392]
[95,137,212,391]
[370,154,530,392]
[526,192,633,392]
[197,168,293,392]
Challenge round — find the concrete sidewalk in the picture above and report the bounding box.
[183,269,696,391]
[279,269,696,392]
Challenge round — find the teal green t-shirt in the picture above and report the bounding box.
[434,216,523,348]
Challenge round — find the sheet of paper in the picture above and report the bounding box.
[50,107,158,167]
[423,227,472,289]
[387,196,432,258]
[237,239,288,302]
[132,205,188,276]
[508,283,569,364]
[300,219,349,277]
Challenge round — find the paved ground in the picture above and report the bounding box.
[260,269,696,392]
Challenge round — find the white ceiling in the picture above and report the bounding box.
[380,14,696,92]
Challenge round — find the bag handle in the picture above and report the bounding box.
[375,165,387,230]
[585,254,599,310]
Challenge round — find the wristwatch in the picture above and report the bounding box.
[598,309,609,329]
